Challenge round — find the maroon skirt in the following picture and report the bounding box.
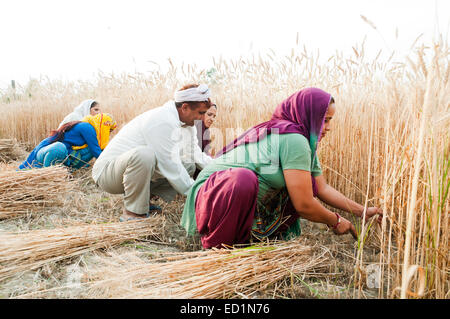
[195,168,259,249]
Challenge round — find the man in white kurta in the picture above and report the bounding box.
[149,123,212,202]
[180,124,212,171]
[92,84,212,220]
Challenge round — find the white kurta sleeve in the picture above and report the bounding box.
[190,126,212,169]
[143,121,194,195]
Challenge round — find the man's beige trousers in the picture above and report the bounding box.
[96,146,195,215]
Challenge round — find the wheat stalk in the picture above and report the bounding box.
[0,165,78,219]
[0,216,166,282]
[81,240,331,299]
[0,138,26,163]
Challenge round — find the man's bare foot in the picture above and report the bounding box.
[121,209,148,220]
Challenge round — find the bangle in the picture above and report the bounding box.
[331,212,341,229]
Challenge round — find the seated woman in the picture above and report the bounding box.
[195,103,217,155]
[192,103,217,180]
[19,113,116,170]
[58,99,101,128]
[181,88,383,249]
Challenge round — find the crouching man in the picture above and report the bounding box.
[92,84,212,221]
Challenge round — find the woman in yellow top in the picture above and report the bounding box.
[69,113,117,169]
[19,113,117,170]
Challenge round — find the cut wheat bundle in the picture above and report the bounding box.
[0,138,26,163]
[84,239,331,299]
[0,165,77,219]
[0,216,166,282]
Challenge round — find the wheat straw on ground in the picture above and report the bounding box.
[0,139,26,163]
[0,216,166,282]
[0,165,77,219]
[83,240,331,299]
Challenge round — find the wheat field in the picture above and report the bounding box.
[0,38,448,299]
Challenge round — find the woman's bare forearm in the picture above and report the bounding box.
[317,183,364,217]
[292,195,339,226]
[284,170,338,226]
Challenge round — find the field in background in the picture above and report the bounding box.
[0,38,448,299]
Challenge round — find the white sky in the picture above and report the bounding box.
[0,0,448,90]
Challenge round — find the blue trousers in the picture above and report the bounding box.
[36,142,68,167]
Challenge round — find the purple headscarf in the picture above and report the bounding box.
[215,87,332,196]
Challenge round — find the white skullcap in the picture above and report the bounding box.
[174,84,211,103]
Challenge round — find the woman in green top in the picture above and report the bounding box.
[181,88,383,249]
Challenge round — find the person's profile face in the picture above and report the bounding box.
[203,105,217,128]
[320,102,336,140]
[90,104,101,116]
[181,102,209,126]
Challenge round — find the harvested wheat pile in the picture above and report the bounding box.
[0,215,166,282]
[84,240,331,298]
[0,139,26,163]
[0,165,78,219]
